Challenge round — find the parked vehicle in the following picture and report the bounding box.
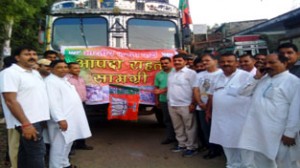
[218,35,269,56]
[42,0,183,123]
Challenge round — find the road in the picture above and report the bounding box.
[70,114,225,168]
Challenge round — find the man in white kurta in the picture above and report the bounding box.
[207,53,252,167]
[238,53,300,168]
[239,54,257,75]
[45,60,92,168]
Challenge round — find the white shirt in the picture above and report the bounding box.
[238,70,300,160]
[0,64,50,129]
[208,69,252,148]
[249,67,257,76]
[45,74,91,143]
[195,69,222,110]
[167,67,197,106]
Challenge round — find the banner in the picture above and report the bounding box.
[64,46,176,105]
[108,85,139,120]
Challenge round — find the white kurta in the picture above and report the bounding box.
[209,69,252,148]
[45,74,91,144]
[238,71,300,161]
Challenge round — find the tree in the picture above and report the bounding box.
[0,0,55,56]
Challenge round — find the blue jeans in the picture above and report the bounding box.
[17,121,46,168]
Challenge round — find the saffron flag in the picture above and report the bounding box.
[108,84,140,121]
[179,0,192,25]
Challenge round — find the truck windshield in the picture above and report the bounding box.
[52,17,108,50]
[127,19,178,49]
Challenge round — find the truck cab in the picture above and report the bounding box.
[44,0,182,123]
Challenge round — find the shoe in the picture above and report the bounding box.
[171,146,186,153]
[161,138,176,145]
[198,146,208,152]
[75,145,94,150]
[182,149,198,157]
[203,150,221,159]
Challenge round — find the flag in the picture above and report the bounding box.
[108,84,140,121]
[179,0,192,25]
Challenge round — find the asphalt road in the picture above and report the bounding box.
[70,114,226,168]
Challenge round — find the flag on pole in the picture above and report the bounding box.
[179,0,192,25]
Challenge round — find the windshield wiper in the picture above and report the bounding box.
[80,17,89,48]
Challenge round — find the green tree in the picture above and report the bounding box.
[0,0,55,56]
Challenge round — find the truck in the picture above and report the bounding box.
[218,35,269,56]
[42,0,183,123]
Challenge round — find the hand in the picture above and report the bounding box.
[254,68,266,80]
[155,101,161,109]
[205,110,211,123]
[189,104,195,113]
[22,125,39,141]
[154,88,162,95]
[154,88,167,95]
[281,135,296,147]
[198,102,206,111]
[58,120,68,131]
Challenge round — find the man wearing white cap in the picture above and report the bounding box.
[37,59,51,78]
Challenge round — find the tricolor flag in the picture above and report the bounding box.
[179,0,192,25]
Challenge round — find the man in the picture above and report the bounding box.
[277,43,300,77]
[186,55,195,70]
[0,46,50,168]
[239,54,257,75]
[43,50,58,61]
[37,58,51,78]
[45,60,92,168]
[154,57,176,145]
[1,56,18,168]
[167,54,198,157]
[238,53,300,168]
[207,53,252,167]
[254,53,266,70]
[193,57,206,73]
[193,53,223,159]
[66,62,93,150]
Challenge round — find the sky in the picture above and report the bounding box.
[169,0,298,27]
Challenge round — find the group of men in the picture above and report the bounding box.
[0,46,92,168]
[154,43,300,167]
[1,42,300,168]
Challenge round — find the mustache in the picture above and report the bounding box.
[28,58,36,62]
[222,65,231,67]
